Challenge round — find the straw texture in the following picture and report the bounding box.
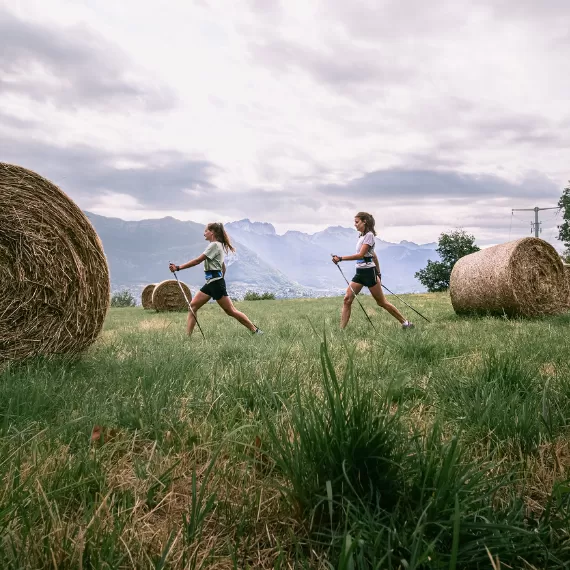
[563,264,570,310]
[450,238,566,317]
[141,284,156,309]
[152,279,192,312]
[0,163,110,362]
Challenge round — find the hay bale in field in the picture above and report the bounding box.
[152,279,192,312]
[450,237,566,317]
[0,163,110,362]
[141,284,156,309]
[563,264,570,310]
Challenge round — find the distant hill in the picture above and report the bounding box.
[226,219,438,293]
[86,213,439,301]
[85,213,305,301]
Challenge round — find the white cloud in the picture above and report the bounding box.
[92,192,142,211]
[1,0,568,251]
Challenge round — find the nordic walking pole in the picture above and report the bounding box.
[170,265,206,339]
[380,278,431,323]
[331,255,376,331]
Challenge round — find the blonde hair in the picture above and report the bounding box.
[207,222,235,253]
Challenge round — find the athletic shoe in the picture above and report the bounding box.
[402,321,414,329]
[253,326,264,335]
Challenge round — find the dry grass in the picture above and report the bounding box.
[81,436,310,569]
[138,318,173,332]
[539,362,558,378]
[95,329,119,346]
[495,437,570,534]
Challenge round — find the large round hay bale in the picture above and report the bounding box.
[152,279,192,312]
[563,264,570,310]
[141,284,156,309]
[0,163,110,362]
[450,237,566,317]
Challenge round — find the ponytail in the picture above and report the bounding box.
[207,222,236,254]
[355,212,376,236]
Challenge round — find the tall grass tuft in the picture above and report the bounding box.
[266,336,404,523]
[265,342,570,568]
[434,351,565,454]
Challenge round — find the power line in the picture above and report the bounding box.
[511,205,559,238]
[545,208,562,242]
[511,213,533,225]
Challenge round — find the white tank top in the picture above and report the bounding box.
[355,232,376,269]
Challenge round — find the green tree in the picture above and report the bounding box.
[111,289,136,307]
[415,229,480,292]
[243,291,276,301]
[557,181,570,261]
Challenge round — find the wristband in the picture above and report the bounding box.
[176,265,181,271]
[339,256,343,262]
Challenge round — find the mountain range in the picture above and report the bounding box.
[85,213,439,301]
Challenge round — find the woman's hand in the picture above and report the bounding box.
[332,255,342,264]
[169,263,179,273]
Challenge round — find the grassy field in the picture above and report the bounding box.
[1,292,570,569]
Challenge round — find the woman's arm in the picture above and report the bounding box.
[222,262,226,277]
[373,252,381,274]
[332,244,371,263]
[169,253,207,272]
[180,254,207,269]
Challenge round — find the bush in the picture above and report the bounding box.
[243,291,275,301]
[110,289,136,307]
[415,229,480,292]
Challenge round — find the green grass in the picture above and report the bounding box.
[1,293,569,568]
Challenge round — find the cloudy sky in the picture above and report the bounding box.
[1,0,569,246]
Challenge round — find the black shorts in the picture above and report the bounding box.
[200,278,228,300]
[352,267,379,288]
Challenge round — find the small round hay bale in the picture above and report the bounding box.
[0,163,110,361]
[152,279,192,312]
[450,237,566,317]
[141,284,156,309]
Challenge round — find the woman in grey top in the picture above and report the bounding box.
[332,212,413,329]
[169,222,263,337]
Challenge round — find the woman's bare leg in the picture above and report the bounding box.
[341,282,364,329]
[368,281,406,324]
[186,291,211,336]
[216,296,257,331]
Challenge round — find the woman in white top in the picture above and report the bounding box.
[169,222,263,337]
[332,212,413,329]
